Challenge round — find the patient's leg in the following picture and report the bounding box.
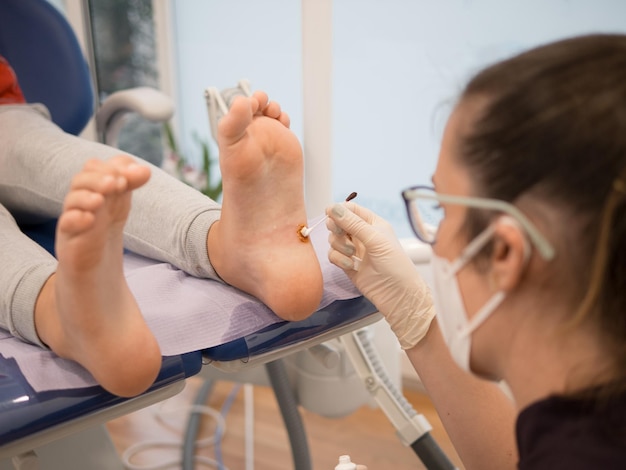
[207,91,323,321]
[35,156,161,397]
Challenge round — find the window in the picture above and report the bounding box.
[87,0,164,165]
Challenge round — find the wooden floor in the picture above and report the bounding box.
[107,376,464,469]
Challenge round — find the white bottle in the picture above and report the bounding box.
[335,454,357,470]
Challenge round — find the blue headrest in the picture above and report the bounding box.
[0,0,95,135]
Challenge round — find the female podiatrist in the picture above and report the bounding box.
[327,34,626,470]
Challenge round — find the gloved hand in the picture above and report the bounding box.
[326,202,435,349]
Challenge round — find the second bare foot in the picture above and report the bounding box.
[207,91,323,321]
[35,156,161,397]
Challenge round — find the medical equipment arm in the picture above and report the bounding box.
[327,203,435,349]
[341,329,457,470]
[95,87,174,147]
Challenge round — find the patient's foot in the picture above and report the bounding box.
[207,91,323,320]
[35,156,161,397]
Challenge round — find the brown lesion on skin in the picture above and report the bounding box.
[297,223,310,243]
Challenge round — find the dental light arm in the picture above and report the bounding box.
[95,87,174,147]
[341,329,457,470]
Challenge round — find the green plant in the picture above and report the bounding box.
[162,122,222,201]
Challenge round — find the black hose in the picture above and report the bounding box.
[182,378,215,470]
[266,359,312,470]
[410,432,457,470]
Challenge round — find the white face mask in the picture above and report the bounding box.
[431,220,517,373]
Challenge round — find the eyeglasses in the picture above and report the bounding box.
[401,185,555,260]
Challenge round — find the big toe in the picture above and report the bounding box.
[218,96,254,145]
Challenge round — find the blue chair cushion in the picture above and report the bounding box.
[0,0,94,135]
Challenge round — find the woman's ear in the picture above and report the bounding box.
[490,216,531,291]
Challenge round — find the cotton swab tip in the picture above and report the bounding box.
[298,191,358,239]
[300,216,327,237]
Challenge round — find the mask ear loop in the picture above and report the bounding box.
[448,223,497,274]
[457,216,530,338]
[449,215,531,276]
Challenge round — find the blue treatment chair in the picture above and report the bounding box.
[0,2,453,468]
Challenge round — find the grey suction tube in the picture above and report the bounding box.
[182,378,215,470]
[266,359,313,470]
[411,432,457,470]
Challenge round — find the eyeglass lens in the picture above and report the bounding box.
[409,189,442,243]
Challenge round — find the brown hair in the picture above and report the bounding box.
[457,34,626,381]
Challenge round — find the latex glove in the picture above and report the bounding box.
[326,202,435,349]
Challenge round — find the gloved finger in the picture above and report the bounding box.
[325,201,376,230]
[356,465,368,470]
[326,216,346,236]
[326,203,379,245]
[343,201,380,224]
[328,246,357,271]
[328,229,357,258]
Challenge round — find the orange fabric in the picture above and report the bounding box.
[0,55,26,104]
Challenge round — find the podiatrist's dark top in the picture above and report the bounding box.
[517,387,626,469]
